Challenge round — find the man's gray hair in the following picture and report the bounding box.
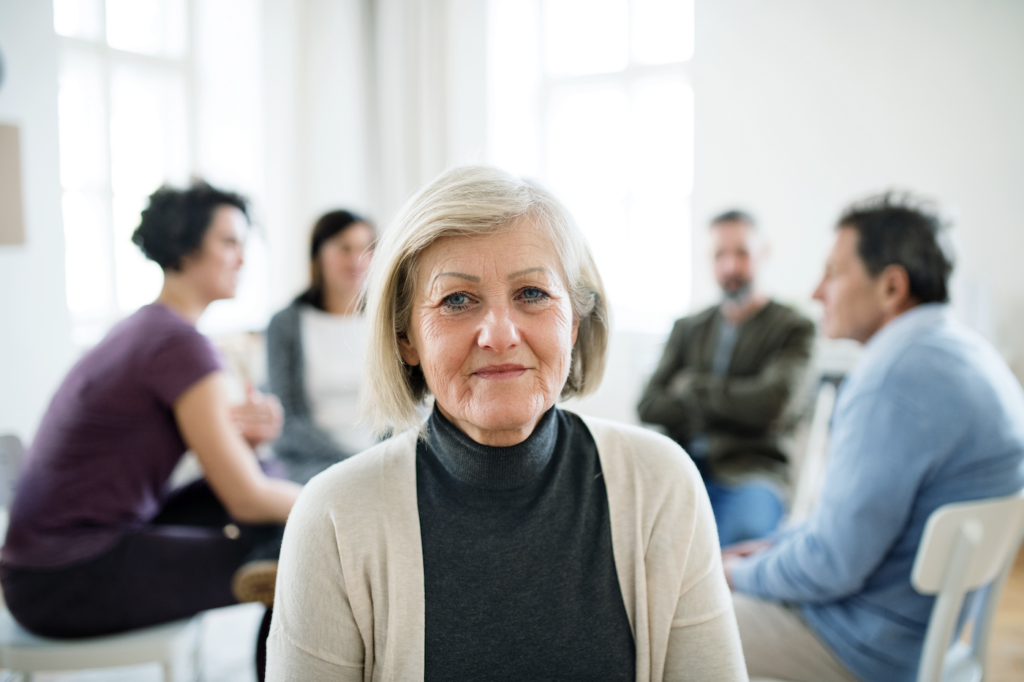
[361,166,610,435]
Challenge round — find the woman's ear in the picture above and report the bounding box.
[398,334,420,366]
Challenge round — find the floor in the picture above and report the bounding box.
[10,551,1024,681]
[987,548,1024,681]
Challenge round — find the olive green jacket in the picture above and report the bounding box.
[637,301,815,486]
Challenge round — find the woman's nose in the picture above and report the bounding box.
[477,305,520,352]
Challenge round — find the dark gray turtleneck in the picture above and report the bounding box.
[417,406,635,682]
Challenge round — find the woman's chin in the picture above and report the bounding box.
[453,400,550,444]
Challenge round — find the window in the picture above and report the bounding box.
[487,0,694,333]
[53,0,268,345]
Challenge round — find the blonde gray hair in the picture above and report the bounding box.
[362,166,609,435]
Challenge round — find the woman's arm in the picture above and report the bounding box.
[267,473,366,681]
[664,567,748,681]
[664,468,748,681]
[174,371,301,523]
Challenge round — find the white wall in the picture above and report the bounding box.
[0,0,76,443]
[691,0,1024,375]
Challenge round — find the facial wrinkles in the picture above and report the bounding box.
[410,229,576,429]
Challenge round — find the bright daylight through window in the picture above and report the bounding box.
[488,0,694,333]
[52,0,267,346]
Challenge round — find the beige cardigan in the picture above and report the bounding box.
[267,414,748,682]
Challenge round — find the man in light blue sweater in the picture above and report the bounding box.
[726,193,1024,682]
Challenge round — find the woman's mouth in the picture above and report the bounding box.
[474,364,527,380]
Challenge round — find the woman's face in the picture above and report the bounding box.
[180,205,247,302]
[319,223,374,298]
[399,219,579,447]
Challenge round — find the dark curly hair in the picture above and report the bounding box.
[296,209,375,311]
[837,191,953,304]
[131,181,249,271]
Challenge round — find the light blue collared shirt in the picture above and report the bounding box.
[731,303,1024,682]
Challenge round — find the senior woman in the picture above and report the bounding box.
[267,167,746,681]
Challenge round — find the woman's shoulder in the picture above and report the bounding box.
[295,429,419,516]
[268,300,305,333]
[572,413,702,491]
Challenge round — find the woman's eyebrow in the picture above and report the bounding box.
[432,271,480,284]
[506,267,549,280]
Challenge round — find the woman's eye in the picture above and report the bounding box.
[520,287,549,303]
[442,292,471,310]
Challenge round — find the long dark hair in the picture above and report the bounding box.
[296,209,374,311]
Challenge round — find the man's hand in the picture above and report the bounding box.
[721,538,773,588]
[230,386,284,449]
[669,370,696,397]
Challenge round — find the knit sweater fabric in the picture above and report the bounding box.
[417,406,635,682]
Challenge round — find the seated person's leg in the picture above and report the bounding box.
[732,592,861,682]
[2,480,283,638]
[711,479,784,547]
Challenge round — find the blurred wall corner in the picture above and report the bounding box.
[0,0,76,444]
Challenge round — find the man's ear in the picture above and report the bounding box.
[879,264,912,311]
[397,334,420,366]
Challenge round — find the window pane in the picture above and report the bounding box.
[109,64,188,196]
[194,0,263,193]
[53,0,104,40]
[487,0,542,176]
[629,76,693,197]
[112,191,163,313]
[631,0,694,64]
[105,0,186,58]
[62,190,114,319]
[546,84,629,202]
[109,64,188,315]
[543,0,628,77]
[57,50,108,191]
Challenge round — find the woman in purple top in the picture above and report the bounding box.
[0,181,301,679]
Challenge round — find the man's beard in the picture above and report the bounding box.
[722,281,753,303]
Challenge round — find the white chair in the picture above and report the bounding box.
[752,490,1024,682]
[0,611,203,682]
[787,380,838,525]
[0,434,204,681]
[912,490,1024,682]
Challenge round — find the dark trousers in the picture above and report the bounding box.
[0,478,282,676]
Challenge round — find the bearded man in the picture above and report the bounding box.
[638,210,815,545]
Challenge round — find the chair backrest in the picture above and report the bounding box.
[788,381,837,524]
[913,490,1024,682]
[912,491,1024,594]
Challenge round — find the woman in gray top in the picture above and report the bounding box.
[266,210,376,483]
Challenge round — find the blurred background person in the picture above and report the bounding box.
[725,194,1024,682]
[266,210,377,484]
[0,182,301,680]
[638,211,815,546]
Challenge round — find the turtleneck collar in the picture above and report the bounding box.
[425,404,560,490]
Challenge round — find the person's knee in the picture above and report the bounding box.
[727,483,784,544]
